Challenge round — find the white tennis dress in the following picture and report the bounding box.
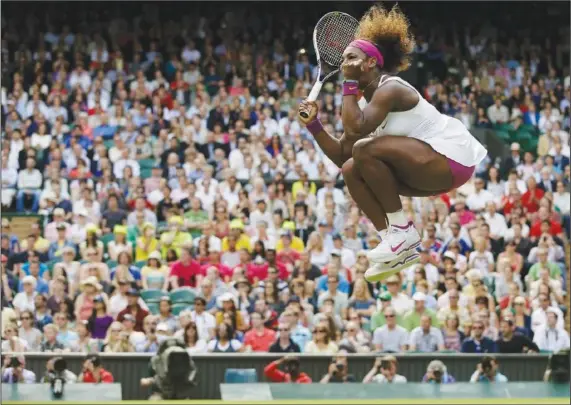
[357,75,488,168]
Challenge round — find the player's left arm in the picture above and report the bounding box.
[341,84,398,138]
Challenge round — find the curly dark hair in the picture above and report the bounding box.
[355,4,416,73]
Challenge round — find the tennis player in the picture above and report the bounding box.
[298,5,487,281]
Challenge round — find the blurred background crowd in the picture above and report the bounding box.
[1,1,569,383]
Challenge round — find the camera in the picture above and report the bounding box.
[432,369,443,381]
[481,357,493,375]
[149,338,197,400]
[9,357,21,368]
[53,358,67,374]
[380,360,391,370]
[548,351,570,384]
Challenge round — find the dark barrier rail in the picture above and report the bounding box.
[12,353,551,400]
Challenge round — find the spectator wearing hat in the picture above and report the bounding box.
[140,251,169,291]
[497,317,539,354]
[160,215,192,258]
[276,229,302,266]
[402,292,438,332]
[48,223,76,260]
[68,209,89,245]
[501,143,522,178]
[279,221,305,253]
[75,276,107,322]
[107,225,132,262]
[169,246,203,289]
[244,311,277,352]
[13,275,38,313]
[133,223,158,263]
[117,289,149,332]
[382,275,414,317]
[120,313,146,347]
[44,208,71,243]
[370,292,404,330]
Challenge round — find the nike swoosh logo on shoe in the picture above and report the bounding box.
[390,241,405,252]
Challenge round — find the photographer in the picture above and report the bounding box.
[78,355,114,383]
[422,360,456,384]
[469,355,508,383]
[2,355,36,383]
[42,357,77,383]
[320,355,356,383]
[141,338,197,400]
[363,355,407,384]
[264,355,312,383]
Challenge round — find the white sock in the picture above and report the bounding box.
[386,210,408,228]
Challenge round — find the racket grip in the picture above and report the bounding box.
[307,81,323,102]
[300,82,323,119]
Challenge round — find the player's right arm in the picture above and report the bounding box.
[298,100,363,168]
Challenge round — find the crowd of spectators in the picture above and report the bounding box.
[1,2,569,375]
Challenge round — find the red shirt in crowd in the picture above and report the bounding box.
[277,249,301,266]
[264,360,312,383]
[529,220,563,238]
[82,369,114,383]
[200,262,233,282]
[116,305,149,332]
[170,259,203,287]
[521,188,544,214]
[243,328,276,352]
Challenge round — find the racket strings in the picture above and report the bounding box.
[315,13,359,67]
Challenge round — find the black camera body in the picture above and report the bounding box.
[9,357,21,369]
[481,357,493,375]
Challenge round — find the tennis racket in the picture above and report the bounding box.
[300,11,359,118]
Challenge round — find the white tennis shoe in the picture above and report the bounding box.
[366,221,421,264]
[364,251,421,283]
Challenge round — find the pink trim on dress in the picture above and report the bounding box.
[447,158,475,189]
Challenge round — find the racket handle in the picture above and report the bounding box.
[300,82,323,119]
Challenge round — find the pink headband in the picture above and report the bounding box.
[348,39,384,68]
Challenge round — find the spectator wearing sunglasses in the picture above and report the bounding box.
[461,319,497,353]
[269,322,301,353]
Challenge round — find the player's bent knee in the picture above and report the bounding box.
[341,158,355,177]
[351,138,372,161]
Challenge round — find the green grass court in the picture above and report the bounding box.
[3,399,569,405]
